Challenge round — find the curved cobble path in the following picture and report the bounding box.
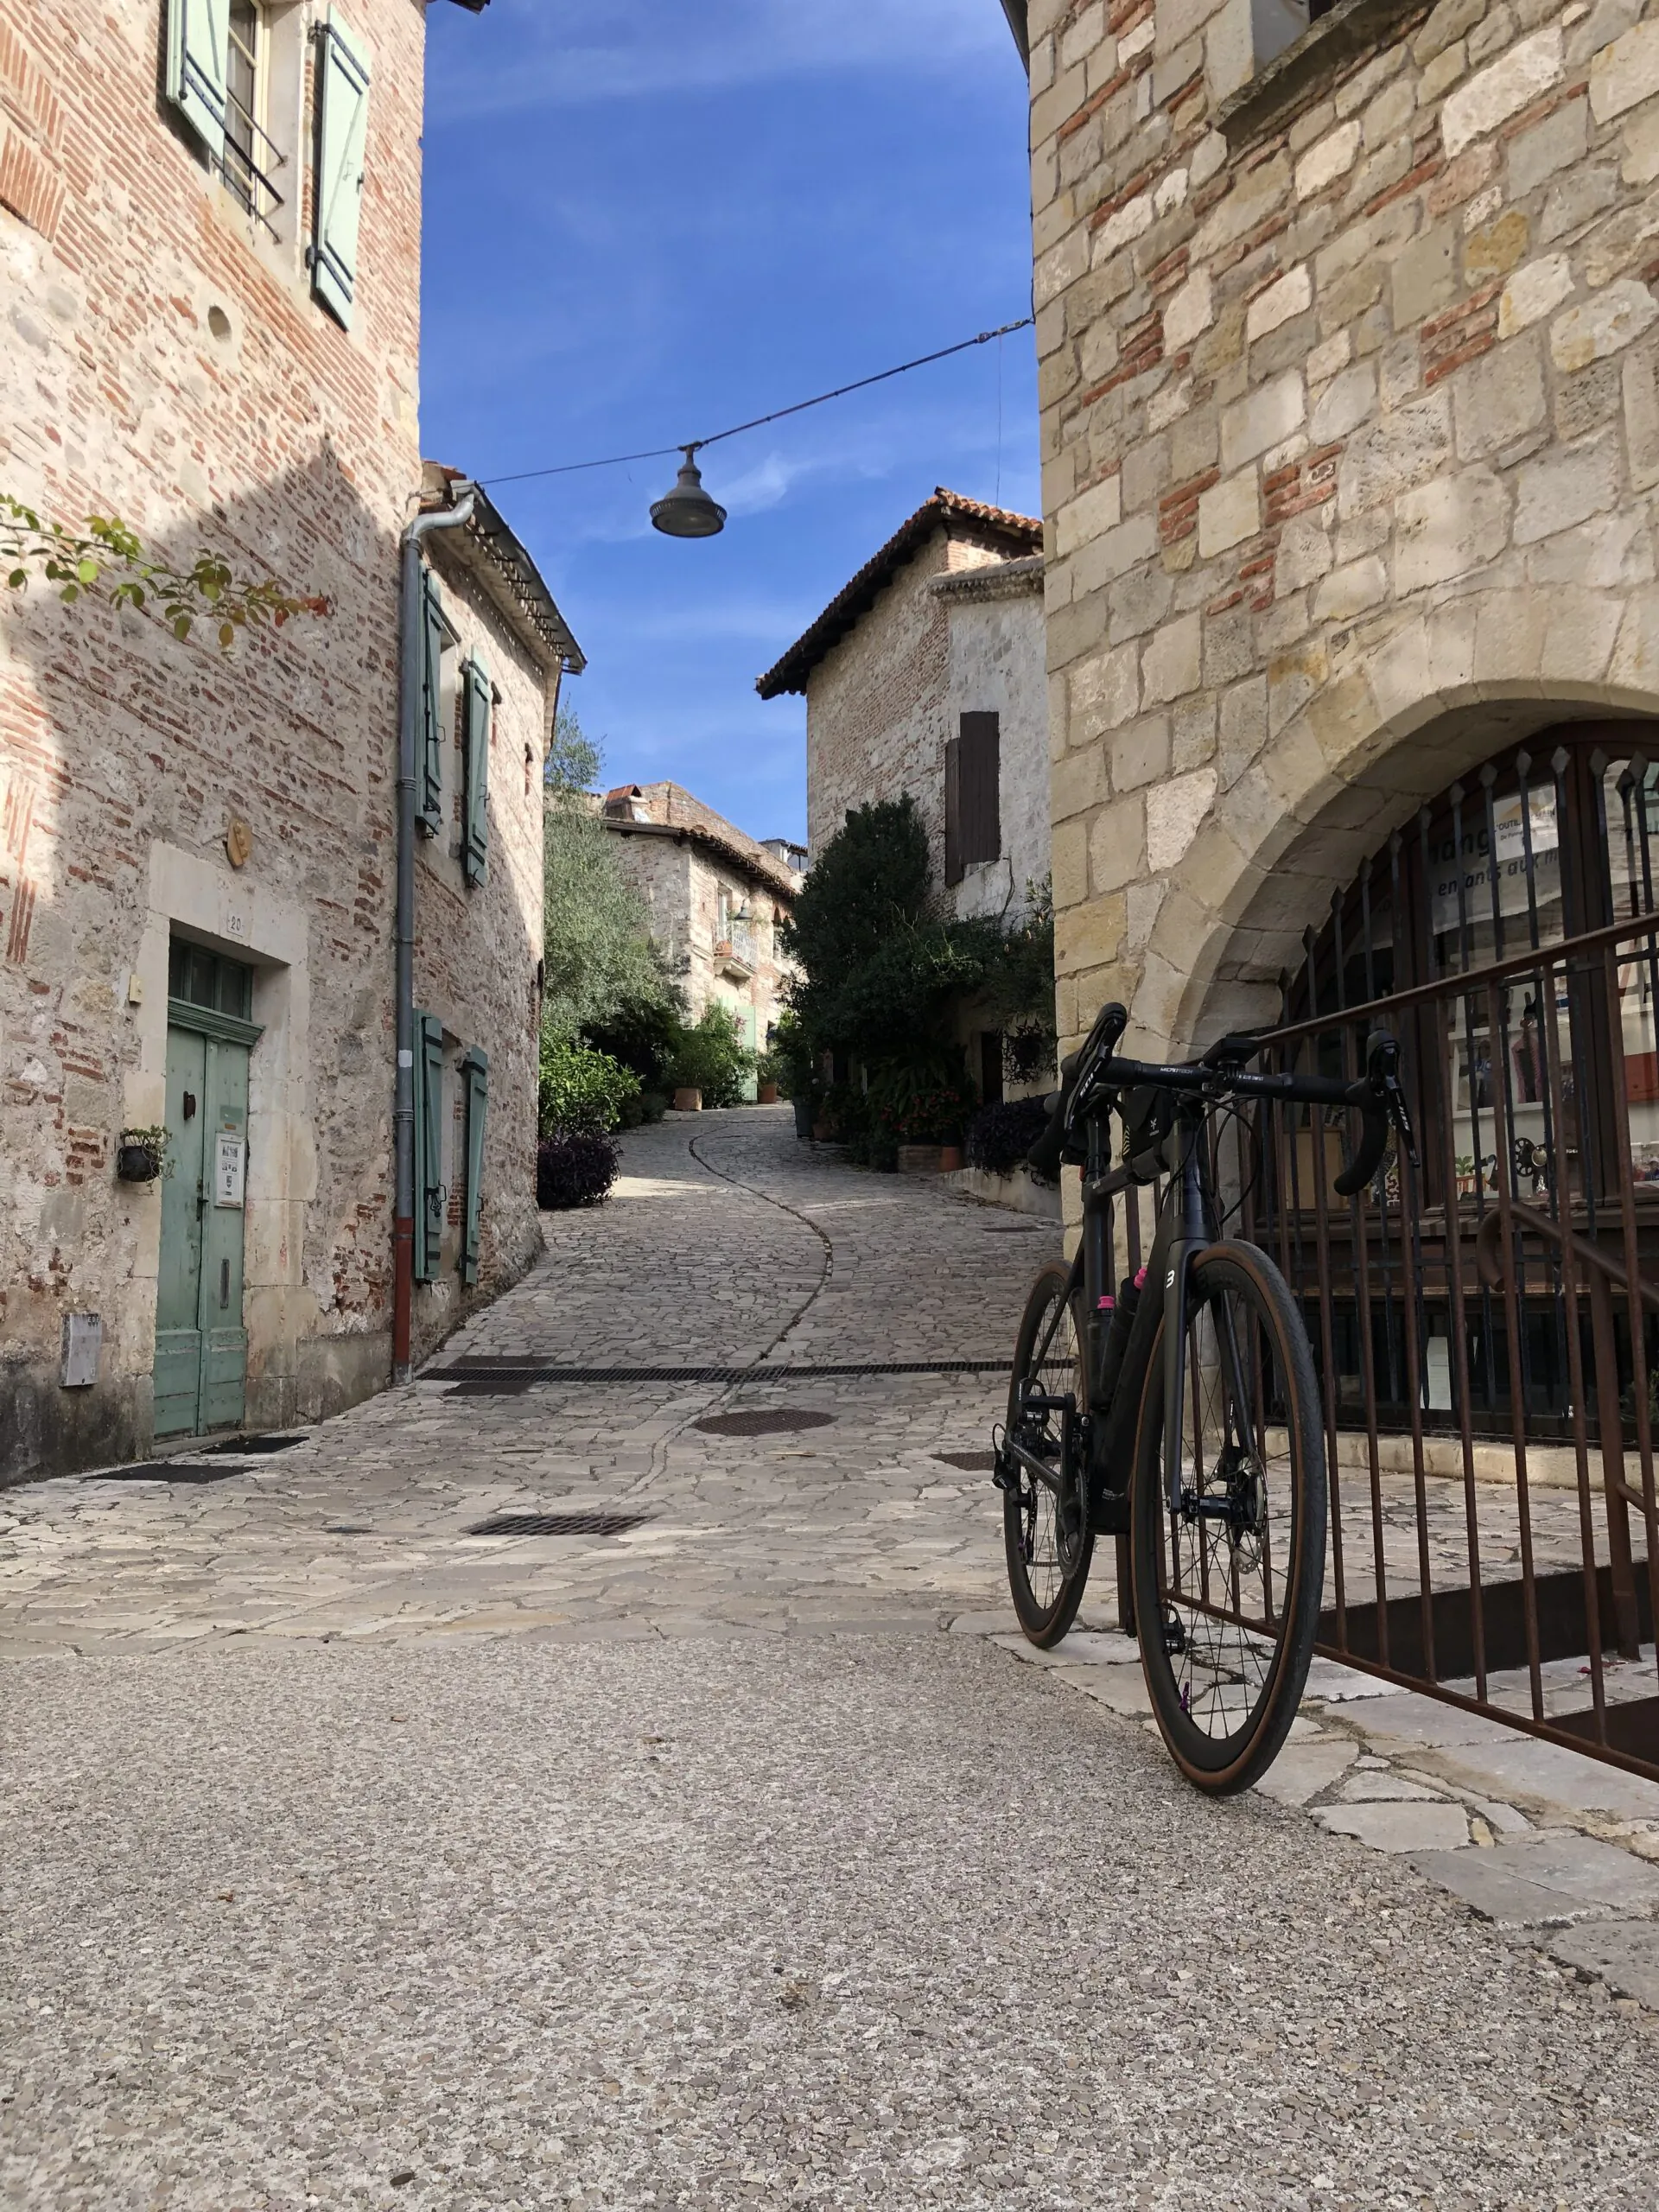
[4,1108,1658,2209]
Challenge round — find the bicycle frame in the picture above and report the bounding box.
[1014,1106,1261,1535]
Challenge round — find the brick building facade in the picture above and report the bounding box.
[1024,0,1659,1065]
[601,783,800,1074]
[0,0,579,1484]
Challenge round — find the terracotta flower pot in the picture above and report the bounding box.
[938,1144,964,1173]
[673,1086,702,1112]
[757,1082,779,1104]
[897,1143,944,1174]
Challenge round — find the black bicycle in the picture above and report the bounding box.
[995,1001,1416,1794]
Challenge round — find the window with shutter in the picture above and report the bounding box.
[958,711,1001,868]
[461,656,491,887]
[944,736,963,887]
[312,9,371,329]
[460,1048,489,1287]
[413,1013,445,1282]
[418,567,445,837]
[166,0,232,158]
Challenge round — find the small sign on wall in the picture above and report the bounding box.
[213,1129,246,1209]
[60,1312,102,1389]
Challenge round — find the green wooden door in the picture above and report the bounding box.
[155,1021,251,1437]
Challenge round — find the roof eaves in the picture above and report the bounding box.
[753,486,1041,699]
[421,467,586,677]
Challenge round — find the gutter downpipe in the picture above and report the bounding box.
[394,483,476,1384]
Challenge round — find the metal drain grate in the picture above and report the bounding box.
[439,1377,537,1396]
[694,1408,836,1438]
[936,1450,997,1471]
[83,1463,244,1484]
[467,1509,652,1538]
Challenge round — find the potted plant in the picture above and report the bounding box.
[116,1125,169,1184]
[754,1049,781,1106]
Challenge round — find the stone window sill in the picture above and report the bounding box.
[1214,0,1427,152]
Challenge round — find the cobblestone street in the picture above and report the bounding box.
[6,1108,1659,2209]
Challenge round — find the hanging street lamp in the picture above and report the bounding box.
[650,444,727,538]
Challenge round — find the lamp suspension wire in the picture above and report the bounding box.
[477,316,1035,491]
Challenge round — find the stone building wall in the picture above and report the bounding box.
[603,784,799,1067]
[1027,0,1659,1063]
[935,560,1053,921]
[411,532,554,1360]
[0,0,551,1479]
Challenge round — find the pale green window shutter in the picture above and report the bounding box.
[460,1048,489,1287]
[461,656,491,887]
[166,0,231,158]
[418,568,445,837]
[413,1013,445,1282]
[312,10,372,330]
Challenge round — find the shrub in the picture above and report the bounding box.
[966,1096,1056,1182]
[667,1004,754,1109]
[869,1062,976,1144]
[536,1130,620,1209]
[766,1009,817,1101]
[538,1032,639,1136]
[583,991,685,1094]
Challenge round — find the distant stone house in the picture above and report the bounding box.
[601,782,802,1077]
[756,487,1050,1096]
[0,0,582,1484]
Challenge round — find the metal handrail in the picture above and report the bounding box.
[1255,905,1659,1051]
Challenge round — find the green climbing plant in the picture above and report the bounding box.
[2,493,328,649]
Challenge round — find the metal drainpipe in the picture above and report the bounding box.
[393,483,476,1383]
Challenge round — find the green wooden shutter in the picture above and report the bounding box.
[413,1013,445,1282]
[418,567,445,837]
[166,0,231,158]
[312,10,372,329]
[461,657,491,887]
[460,1048,489,1287]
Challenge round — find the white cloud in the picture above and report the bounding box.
[434,0,1008,119]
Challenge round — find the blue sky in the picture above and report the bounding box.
[420,0,1038,848]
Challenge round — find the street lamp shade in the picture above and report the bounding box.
[651,446,727,538]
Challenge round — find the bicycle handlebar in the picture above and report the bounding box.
[1027,1004,1418,1195]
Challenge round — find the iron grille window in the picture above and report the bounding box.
[220,2,286,234]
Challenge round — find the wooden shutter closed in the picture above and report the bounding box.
[944,737,963,887]
[958,711,1001,868]
[461,657,490,887]
[167,0,231,157]
[413,1013,445,1282]
[312,9,372,329]
[418,568,444,836]
[461,1047,489,1287]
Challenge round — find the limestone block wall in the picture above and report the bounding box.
[0,0,429,1478]
[936,565,1054,919]
[1029,0,1659,1065]
[804,532,1009,874]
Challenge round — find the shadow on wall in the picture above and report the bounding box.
[0,447,413,1482]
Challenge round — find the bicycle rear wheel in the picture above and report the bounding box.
[1130,1241,1325,1793]
[1002,1262,1094,1648]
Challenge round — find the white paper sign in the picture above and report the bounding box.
[213,1130,246,1208]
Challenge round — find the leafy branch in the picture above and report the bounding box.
[2,493,329,649]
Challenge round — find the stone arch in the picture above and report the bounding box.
[1131,591,1659,1058]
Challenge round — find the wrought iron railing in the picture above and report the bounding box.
[1099,905,1659,1781]
[219,91,285,236]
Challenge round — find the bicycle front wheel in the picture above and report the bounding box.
[1130,1241,1325,1794]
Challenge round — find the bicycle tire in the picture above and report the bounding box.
[1003,1262,1095,1648]
[1129,1240,1325,1793]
